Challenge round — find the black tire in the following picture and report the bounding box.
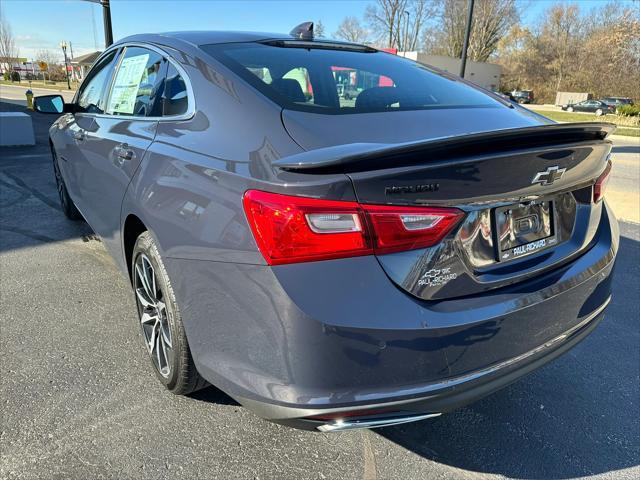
[132,231,207,395]
[567,106,574,112]
[52,146,82,221]
[595,108,603,116]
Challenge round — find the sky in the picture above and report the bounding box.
[1,0,637,61]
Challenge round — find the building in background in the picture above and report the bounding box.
[398,52,502,91]
[0,57,39,79]
[70,51,102,81]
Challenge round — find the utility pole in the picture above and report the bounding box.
[102,0,113,47]
[60,41,71,90]
[82,0,113,47]
[69,42,75,82]
[459,0,474,78]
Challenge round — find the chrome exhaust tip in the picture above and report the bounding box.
[316,412,442,432]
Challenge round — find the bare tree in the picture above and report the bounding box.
[426,0,519,62]
[34,49,59,81]
[35,49,59,67]
[542,4,583,93]
[0,17,19,74]
[315,20,326,37]
[496,1,640,103]
[334,16,371,44]
[365,0,435,51]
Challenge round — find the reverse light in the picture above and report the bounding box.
[243,190,464,265]
[306,213,362,233]
[366,205,464,255]
[242,190,371,265]
[593,160,612,203]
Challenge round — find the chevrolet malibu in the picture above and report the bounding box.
[34,24,618,431]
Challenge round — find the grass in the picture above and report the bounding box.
[611,127,640,137]
[537,110,640,137]
[0,79,78,91]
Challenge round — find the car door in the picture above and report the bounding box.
[60,49,120,202]
[572,100,586,112]
[75,45,166,253]
[586,100,599,113]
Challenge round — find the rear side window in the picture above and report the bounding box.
[201,42,501,115]
[106,47,165,117]
[76,50,118,114]
[162,63,188,116]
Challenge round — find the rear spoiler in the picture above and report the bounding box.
[274,122,615,174]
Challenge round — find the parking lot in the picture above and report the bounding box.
[1,99,638,479]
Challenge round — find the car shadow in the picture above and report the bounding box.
[0,101,95,253]
[189,385,240,406]
[375,230,639,479]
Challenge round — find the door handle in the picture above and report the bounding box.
[73,130,85,142]
[114,144,135,162]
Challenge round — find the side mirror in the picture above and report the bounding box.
[33,95,65,114]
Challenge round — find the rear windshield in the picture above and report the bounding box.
[200,42,502,115]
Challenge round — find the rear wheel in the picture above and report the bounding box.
[595,108,603,116]
[567,106,574,112]
[132,231,207,394]
[52,147,82,220]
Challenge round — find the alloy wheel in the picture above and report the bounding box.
[134,253,173,378]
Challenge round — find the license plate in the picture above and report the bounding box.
[494,200,557,261]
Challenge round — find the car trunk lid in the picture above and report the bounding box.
[275,122,614,300]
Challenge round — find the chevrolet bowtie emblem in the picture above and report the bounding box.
[531,166,566,186]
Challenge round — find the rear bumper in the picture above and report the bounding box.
[165,202,618,430]
[240,298,609,430]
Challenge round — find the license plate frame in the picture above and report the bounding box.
[494,199,558,262]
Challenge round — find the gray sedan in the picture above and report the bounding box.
[33,24,618,431]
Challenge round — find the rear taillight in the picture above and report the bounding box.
[593,160,612,203]
[364,204,464,255]
[242,190,370,265]
[243,190,464,265]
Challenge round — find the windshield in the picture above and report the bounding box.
[200,42,502,115]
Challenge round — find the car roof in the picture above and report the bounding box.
[115,30,361,49]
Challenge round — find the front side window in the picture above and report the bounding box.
[201,42,501,115]
[106,47,164,117]
[76,51,118,114]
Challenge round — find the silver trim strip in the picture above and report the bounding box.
[317,413,442,432]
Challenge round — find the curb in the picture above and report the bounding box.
[0,83,77,94]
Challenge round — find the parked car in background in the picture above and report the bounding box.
[561,99,616,115]
[601,97,634,108]
[511,90,534,104]
[493,91,513,101]
[33,24,618,432]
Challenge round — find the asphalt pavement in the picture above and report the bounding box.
[0,84,77,106]
[1,101,639,480]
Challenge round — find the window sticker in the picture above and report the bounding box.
[108,54,149,114]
